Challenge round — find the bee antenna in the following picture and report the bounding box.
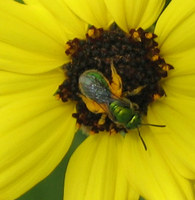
[137,128,147,151]
[141,123,166,127]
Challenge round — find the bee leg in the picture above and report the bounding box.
[79,94,106,113]
[98,113,107,126]
[126,100,139,110]
[132,102,139,110]
[123,85,146,97]
[109,61,122,97]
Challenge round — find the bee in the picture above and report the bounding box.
[79,63,165,150]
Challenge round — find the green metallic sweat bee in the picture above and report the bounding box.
[79,63,165,150]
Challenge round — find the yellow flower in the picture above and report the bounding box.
[0,0,195,200]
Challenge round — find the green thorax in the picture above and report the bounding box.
[109,101,141,129]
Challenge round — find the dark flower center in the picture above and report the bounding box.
[55,25,173,134]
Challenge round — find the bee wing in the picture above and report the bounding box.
[79,69,113,104]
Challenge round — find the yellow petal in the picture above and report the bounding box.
[156,1,195,96]
[25,0,88,39]
[155,0,195,56]
[127,190,140,200]
[163,74,195,98]
[161,49,195,77]
[0,70,76,200]
[123,129,195,200]
[147,97,195,180]
[0,0,69,74]
[0,69,64,105]
[105,0,165,33]
[64,0,113,29]
[64,133,136,200]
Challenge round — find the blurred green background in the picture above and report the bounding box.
[14,0,171,199]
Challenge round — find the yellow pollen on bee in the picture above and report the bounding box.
[79,94,105,113]
[153,94,161,101]
[145,32,153,39]
[151,54,159,61]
